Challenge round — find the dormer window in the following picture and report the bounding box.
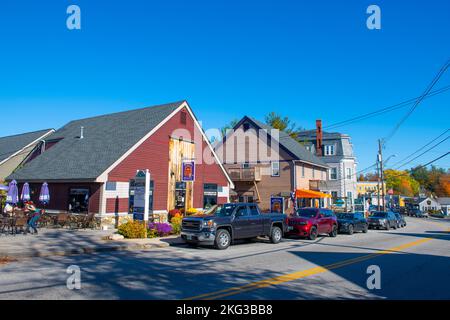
[324,144,335,156]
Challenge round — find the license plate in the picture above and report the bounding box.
[187,235,192,240]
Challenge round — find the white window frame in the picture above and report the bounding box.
[301,164,305,178]
[346,167,352,180]
[324,144,335,156]
[271,161,280,177]
[330,167,338,180]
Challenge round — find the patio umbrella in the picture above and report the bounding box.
[21,182,31,202]
[0,185,8,191]
[39,182,50,205]
[6,180,19,205]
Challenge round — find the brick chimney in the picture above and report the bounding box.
[316,120,323,156]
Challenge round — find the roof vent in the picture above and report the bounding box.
[80,126,84,139]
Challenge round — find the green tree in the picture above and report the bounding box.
[384,169,420,197]
[220,119,239,138]
[264,112,302,139]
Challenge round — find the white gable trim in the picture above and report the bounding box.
[0,129,55,167]
[96,101,234,188]
[183,101,234,189]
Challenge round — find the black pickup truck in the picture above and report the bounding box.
[181,203,287,249]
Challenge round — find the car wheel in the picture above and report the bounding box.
[385,222,390,230]
[308,226,318,240]
[393,223,397,230]
[270,226,282,244]
[329,225,338,237]
[215,229,231,250]
[347,224,354,235]
[362,224,368,233]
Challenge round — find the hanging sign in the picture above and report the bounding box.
[182,160,195,182]
[270,196,284,213]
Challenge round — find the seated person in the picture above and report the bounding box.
[3,203,13,217]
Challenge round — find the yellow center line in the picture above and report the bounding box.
[184,226,449,300]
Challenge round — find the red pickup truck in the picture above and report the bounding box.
[286,208,338,240]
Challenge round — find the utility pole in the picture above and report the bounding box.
[378,139,386,211]
[376,158,381,211]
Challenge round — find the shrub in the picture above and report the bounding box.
[148,222,173,237]
[118,220,147,239]
[168,209,181,222]
[171,215,182,234]
[186,208,198,216]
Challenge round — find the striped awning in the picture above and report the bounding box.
[295,189,331,199]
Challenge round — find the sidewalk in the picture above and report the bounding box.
[0,228,184,259]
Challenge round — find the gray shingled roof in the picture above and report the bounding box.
[7,101,185,181]
[437,197,450,205]
[297,130,346,140]
[247,117,328,168]
[0,129,54,164]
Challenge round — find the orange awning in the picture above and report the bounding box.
[295,189,331,199]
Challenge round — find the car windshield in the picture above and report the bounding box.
[215,204,236,217]
[296,209,318,218]
[370,212,387,218]
[337,213,354,219]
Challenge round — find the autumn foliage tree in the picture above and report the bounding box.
[384,169,420,197]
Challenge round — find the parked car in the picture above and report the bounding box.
[336,212,368,235]
[409,209,428,218]
[180,203,287,250]
[368,211,398,230]
[285,208,338,240]
[393,212,406,228]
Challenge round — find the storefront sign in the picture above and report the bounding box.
[182,161,195,182]
[133,169,150,221]
[270,196,284,213]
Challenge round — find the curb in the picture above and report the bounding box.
[0,240,172,259]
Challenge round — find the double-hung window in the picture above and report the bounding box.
[271,161,280,177]
[324,145,335,156]
[330,167,337,180]
[346,167,352,180]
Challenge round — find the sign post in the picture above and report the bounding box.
[133,169,150,222]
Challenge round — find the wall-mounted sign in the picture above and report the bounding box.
[133,169,150,221]
[270,196,284,213]
[182,160,195,182]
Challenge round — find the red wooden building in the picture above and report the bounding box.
[8,101,233,225]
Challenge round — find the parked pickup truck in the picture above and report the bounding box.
[181,203,287,250]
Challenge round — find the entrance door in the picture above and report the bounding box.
[175,181,186,210]
[168,138,195,211]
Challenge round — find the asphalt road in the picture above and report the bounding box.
[0,217,449,300]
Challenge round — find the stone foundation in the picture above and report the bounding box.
[98,212,169,229]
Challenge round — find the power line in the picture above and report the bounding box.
[325,85,450,131]
[383,59,450,144]
[296,84,450,135]
[388,128,450,168]
[394,135,449,169]
[384,152,450,180]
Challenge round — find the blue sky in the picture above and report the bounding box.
[0,0,449,171]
